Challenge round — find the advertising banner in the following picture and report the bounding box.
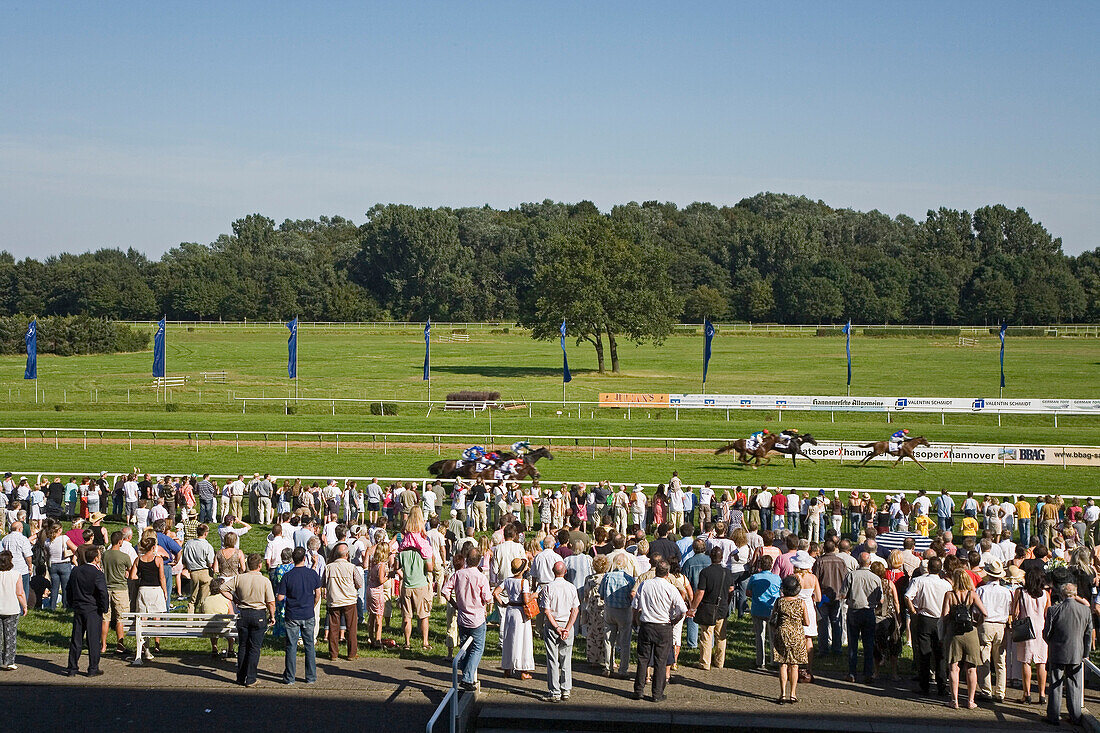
[794,441,1100,467]
[599,393,1100,414]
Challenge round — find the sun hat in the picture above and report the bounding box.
[1005,565,1025,584]
[791,550,814,570]
[983,560,1005,579]
[89,512,106,522]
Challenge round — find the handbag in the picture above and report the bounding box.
[1010,616,1035,643]
[521,591,540,621]
[694,602,719,627]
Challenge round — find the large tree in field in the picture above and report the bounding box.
[523,216,678,373]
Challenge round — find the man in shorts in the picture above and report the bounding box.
[398,542,434,649]
[365,479,383,525]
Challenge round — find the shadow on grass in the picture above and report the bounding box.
[430,365,598,379]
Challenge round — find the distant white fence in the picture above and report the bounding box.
[4,426,1099,467]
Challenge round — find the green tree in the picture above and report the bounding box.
[682,285,727,321]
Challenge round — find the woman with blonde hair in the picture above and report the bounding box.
[215,532,246,579]
[493,556,534,680]
[128,536,166,660]
[941,568,987,709]
[367,541,392,648]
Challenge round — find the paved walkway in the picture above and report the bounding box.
[4,652,1095,731]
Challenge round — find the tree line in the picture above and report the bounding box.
[2,193,1097,371]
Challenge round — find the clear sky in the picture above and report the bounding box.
[1,1,1097,258]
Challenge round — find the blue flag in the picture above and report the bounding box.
[423,319,431,381]
[702,318,715,384]
[999,321,1007,388]
[23,319,36,380]
[286,317,298,379]
[560,320,572,383]
[152,317,166,378]
[842,320,852,386]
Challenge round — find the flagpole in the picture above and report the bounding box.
[295,316,299,402]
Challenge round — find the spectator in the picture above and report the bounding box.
[276,546,323,685]
[687,545,733,670]
[442,547,492,691]
[631,558,686,702]
[1013,567,1051,704]
[325,543,363,660]
[581,554,611,672]
[1043,582,1092,725]
[747,555,781,669]
[771,573,811,704]
[539,560,580,702]
[101,532,133,656]
[0,550,27,669]
[494,557,534,681]
[842,551,881,683]
[1,523,32,603]
[182,524,215,613]
[976,560,1011,702]
[128,536,166,660]
[221,553,275,687]
[906,555,951,695]
[64,545,108,677]
[599,553,635,678]
[942,568,987,709]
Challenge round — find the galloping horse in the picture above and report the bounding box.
[495,446,555,467]
[714,434,781,469]
[427,451,546,480]
[855,435,930,469]
[767,433,819,467]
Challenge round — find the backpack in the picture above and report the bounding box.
[949,593,974,635]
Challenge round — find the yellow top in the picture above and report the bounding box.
[960,516,979,537]
[915,514,933,537]
[1015,500,1031,519]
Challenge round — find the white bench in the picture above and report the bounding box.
[151,377,187,388]
[121,612,237,666]
[201,371,227,383]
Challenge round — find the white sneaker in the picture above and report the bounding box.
[4,664,16,670]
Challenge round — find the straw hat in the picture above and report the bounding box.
[1005,565,1025,584]
[983,559,1005,579]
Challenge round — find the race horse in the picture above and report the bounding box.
[495,446,555,466]
[767,432,819,467]
[714,433,781,468]
[855,435,931,469]
[427,447,550,480]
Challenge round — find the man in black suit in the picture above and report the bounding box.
[65,545,110,676]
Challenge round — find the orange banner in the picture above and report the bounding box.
[598,393,670,407]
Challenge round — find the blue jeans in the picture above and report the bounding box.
[284,617,316,684]
[787,513,799,536]
[937,515,952,534]
[683,618,699,649]
[21,574,30,608]
[847,607,876,677]
[199,498,214,523]
[457,623,486,685]
[848,512,862,542]
[50,561,73,610]
[818,599,842,655]
[163,563,174,608]
[1018,517,1031,545]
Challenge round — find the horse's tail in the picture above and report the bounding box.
[715,443,736,455]
[858,442,878,448]
[427,460,447,477]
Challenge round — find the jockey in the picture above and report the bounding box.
[495,458,521,481]
[888,429,909,454]
[745,429,770,452]
[478,451,500,474]
[511,440,531,457]
[774,429,799,449]
[460,445,485,469]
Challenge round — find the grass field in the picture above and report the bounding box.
[0,327,1097,495]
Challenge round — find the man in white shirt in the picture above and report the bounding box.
[631,559,687,702]
[490,525,526,586]
[668,484,685,530]
[698,482,715,527]
[538,562,580,702]
[265,523,294,570]
[995,531,1017,564]
[118,527,138,562]
[1084,498,1100,547]
[2,522,33,601]
[912,489,932,518]
[421,484,437,517]
[976,561,1013,702]
[149,497,169,524]
[905,556,952,695]
[531,538,559,588]
[756,487,773,532]
[123,475,140,523]
[227,475,246,520]
[1000,497,1017,537]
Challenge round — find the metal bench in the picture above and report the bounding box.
[121,612,237,666]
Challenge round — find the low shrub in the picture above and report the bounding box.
[446,390,500,402]
[370,402,398,415]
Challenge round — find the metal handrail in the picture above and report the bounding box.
[426,635,475,733]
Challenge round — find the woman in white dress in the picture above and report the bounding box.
[792,551,820,682]
[493,557,534,680]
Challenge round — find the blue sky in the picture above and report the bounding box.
[1,1,1097,257]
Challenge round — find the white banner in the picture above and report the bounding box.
[787,441,1100,467]
[662,394,1100,414]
